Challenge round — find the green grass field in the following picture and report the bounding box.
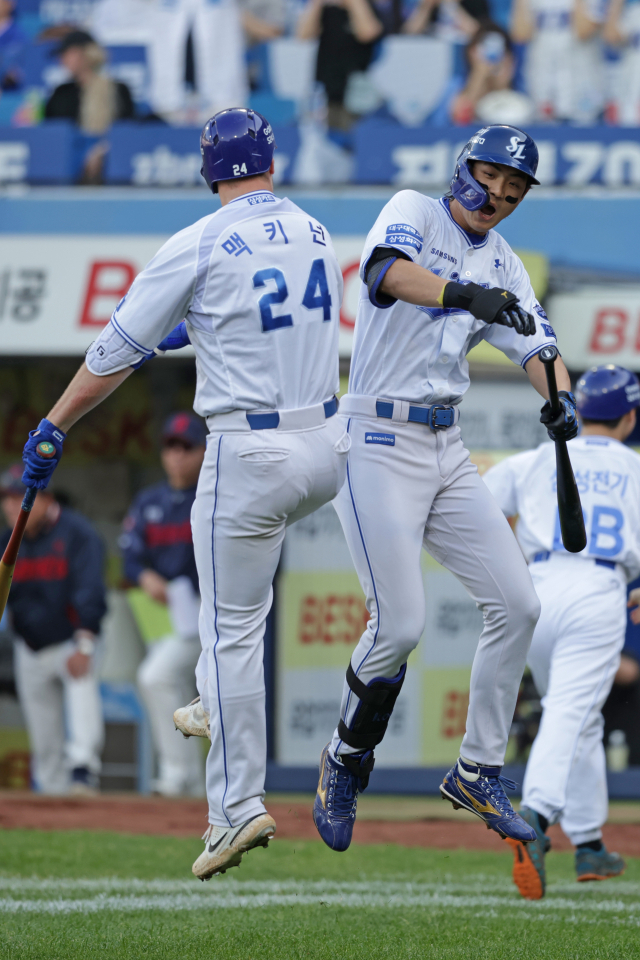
[1,830,639,960]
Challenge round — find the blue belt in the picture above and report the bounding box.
[533,550,616,570]
[375,400,456,430]
[246,396,338,430]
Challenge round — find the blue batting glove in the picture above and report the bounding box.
[131,321,191,369]
[22,418,66,490]
[156,320,191,353]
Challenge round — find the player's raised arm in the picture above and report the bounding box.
[378,257,536,336]
[21,319,192,491]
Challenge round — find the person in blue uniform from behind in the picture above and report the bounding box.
[0,464,106,795]
[121,412,206,796]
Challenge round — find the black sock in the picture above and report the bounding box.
[536,813,549,834]
[577,840,603,853]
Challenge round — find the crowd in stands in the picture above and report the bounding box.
[2,0,640,160]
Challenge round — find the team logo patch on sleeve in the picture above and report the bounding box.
[365,432,395,446]
[384,223,423,254]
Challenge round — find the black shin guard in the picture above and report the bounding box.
[337,662,407,766]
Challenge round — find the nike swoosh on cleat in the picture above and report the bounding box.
[208,835,227,854]
[456,778,499,817]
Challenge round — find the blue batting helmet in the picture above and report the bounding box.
[200,108,276,194]
[450,125,540,212]
[576,365,640,420]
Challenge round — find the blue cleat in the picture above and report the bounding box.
[313,744,374,852]
[440,757,536,844]
[506,807,551,900]
[576,844,625,882]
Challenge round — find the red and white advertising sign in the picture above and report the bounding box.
[0,235,366,358]
[548,287,640,371]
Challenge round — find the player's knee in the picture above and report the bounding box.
[505,584,540,635]
[374,600,424,660]
[393,633,422,663]
[519,586,541,633]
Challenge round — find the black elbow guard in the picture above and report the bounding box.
[366,255,398,308]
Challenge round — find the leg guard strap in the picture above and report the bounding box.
[337,662,406,751]
[340,750,375,790]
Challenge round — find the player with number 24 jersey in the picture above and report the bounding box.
[25,109,348,881]
[88,191,342,415]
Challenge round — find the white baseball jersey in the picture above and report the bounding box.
[524,0,605,122]
[610,1,640,125]
[350,192,556,405]
[484,436,640,582]
[86,190,342,416]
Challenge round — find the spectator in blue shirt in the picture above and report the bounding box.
[121,412,207,797]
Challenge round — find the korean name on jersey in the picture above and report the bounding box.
[486,437,640,582]
[351,192,556,405]
[86,191,343,415]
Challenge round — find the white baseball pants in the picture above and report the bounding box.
[329,406,540,767]
[137,633,204,796]
[14,638,104,795]
[193,415,349,827]
[148,0,248,120]
[523,555,626,845]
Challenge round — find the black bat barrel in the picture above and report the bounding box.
[539,345,587,554]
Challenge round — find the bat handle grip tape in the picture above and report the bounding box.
[18,440,57,514]
[20,488,36,514]
[539,344,561,418]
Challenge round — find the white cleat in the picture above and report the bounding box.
[173,697,211,741]
[192,813,276,880]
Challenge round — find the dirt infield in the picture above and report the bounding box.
[2,792,640,856]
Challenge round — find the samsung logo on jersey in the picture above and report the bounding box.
[248,194,276,205]
[365,432,395,446]
[431,247,457,265]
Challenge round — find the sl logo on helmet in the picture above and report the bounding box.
[506,136,526,160]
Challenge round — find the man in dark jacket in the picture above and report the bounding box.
[120,412,206,796]
[0,464,107,795]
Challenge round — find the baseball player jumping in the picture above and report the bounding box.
[313,124,578,852]
[18,108,347,880]
[484,364,639,898]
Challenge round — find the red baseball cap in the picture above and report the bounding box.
[162,412,207,448]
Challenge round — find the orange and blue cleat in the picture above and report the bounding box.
[506,807,551,900]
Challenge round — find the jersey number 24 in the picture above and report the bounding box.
[252,259,332,332]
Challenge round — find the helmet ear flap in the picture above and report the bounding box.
[450,159,489,212]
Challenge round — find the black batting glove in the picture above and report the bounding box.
[540,391,579,441]
[442,282,536,336]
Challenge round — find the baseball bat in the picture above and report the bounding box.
[539,345,587,554]
[0,441,57,621]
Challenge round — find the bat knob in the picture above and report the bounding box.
[35,441,56,460]
[539,344,558,365]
